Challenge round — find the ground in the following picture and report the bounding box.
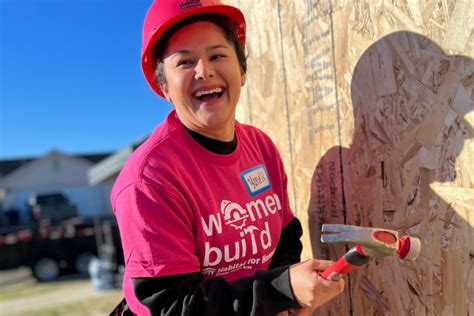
[0,267,122,315]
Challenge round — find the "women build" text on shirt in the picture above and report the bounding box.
[200,193,282,269]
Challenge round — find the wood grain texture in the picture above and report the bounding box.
[229,0,473,314]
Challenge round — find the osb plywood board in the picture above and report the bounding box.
[344,35,473,316]
[229,0,473,315]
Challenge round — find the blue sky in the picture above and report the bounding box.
[0,0,172,159]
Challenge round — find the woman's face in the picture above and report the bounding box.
[161,21,244,140]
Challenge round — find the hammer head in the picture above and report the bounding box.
[321,224,421,260]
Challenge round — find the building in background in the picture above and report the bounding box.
[87,138,146,207]
[0,150,112,224]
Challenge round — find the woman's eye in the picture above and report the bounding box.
[177,60,193,67]
[211,54,225,61]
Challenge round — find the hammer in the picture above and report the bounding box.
[319,224,421,280]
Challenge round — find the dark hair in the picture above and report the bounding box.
[153,13,247,90]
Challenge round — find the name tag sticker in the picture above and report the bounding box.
[240,165,271,197]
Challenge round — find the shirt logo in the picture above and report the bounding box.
[240,165,271,197]
[200,193,282,276]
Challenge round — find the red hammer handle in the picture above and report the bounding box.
[320,246,371,280]
[320,256,359,280]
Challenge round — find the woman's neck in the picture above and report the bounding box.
[184,126,237,154]
[181,121,235,141]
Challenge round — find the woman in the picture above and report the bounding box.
[111,0,344,315]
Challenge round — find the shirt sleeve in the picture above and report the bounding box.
[132,265,300,316]
[269,217,303,269]
[113,181,200,277]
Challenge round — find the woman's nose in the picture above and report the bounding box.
[194,59,214,81]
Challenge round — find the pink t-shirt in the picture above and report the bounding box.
[111,110,294,315]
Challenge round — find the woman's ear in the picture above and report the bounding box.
[240,70,246,86]
[161,84,172,102]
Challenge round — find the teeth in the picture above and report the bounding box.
[194,87,223,97]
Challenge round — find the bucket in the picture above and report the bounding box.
[88,256,114,291]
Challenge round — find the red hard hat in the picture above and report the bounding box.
[141,0,246,98]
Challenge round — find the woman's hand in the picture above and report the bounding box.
[289,259,345,312]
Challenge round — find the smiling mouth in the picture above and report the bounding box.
[194,88,225,102]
